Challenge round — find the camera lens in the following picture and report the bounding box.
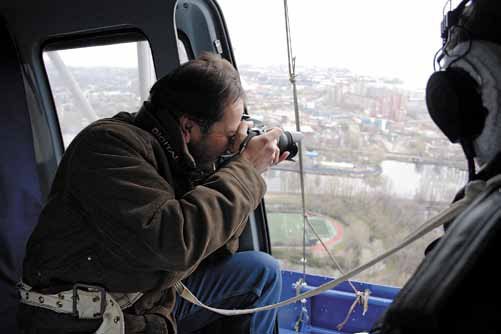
[278,131,303,159]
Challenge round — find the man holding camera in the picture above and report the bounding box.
[18,53,289,334]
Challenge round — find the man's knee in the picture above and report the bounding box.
[241,251,279,272]
[257,252,281,280]
[239,251,281,293]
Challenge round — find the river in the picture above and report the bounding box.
[266,160,468,203]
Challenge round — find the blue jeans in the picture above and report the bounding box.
[173,251,282,334]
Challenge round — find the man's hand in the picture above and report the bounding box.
[241,127,290,174]
[228,120,254,154]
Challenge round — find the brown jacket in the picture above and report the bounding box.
[22,110,266,332]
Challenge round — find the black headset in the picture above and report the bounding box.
[425,0,488,180]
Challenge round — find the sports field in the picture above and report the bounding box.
[267,212,339,247]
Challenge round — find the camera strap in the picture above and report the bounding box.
[238,131,258,154]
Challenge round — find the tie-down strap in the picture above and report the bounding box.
[175,177,496,316]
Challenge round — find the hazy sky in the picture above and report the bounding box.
[48,0,461,91]
[217,0,458,89]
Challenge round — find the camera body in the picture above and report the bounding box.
[217,116,303,168]
[246,127,302,160]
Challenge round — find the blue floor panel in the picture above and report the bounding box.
[278,271,399,334]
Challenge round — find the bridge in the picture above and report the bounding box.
[272,164,381,177]
[296,147,467,171]
[384,152,466,170]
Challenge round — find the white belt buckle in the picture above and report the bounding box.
[73,283,106,318]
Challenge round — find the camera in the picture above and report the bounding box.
[243,115,303,160]
[217,116,303,168]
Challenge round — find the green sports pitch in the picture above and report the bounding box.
[267,212,337,246]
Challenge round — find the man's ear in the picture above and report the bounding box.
[179,115,195,143]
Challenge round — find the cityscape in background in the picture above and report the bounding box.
[46,59,467,286]
[240,64,465,171]
[238,64,467,286]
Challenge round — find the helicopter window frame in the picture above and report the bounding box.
[40,30,156,149]
[177,29,195,62]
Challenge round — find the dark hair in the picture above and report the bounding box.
[446,0,501,52]
[149,52,244,132]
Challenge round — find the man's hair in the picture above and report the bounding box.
[446,0,501,52]
[149,52,244,132]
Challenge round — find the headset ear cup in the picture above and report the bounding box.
[426,71,463,143]
[426,68,487,144]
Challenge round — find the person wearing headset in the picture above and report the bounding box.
[426,0,501,180]
[371,1,501,333]
[18,52,288,334]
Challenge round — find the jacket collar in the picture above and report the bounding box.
[134,102,197,172]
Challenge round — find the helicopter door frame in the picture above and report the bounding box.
[175,0,273,254]
[0,1,274,332]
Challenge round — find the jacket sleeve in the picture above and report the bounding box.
[204,216,249,263]
[69,126,266,272]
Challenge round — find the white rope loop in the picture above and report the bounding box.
[175,176,494,316]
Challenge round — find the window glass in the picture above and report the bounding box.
[177,38,190,63]
[43,40,156,147]
[218,0,467,287]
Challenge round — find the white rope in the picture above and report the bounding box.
[175,177,492,316]
[336,289,371,331]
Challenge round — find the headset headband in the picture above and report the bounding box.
[441,0,470,46]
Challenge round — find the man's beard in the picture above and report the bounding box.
[188,136,216,165]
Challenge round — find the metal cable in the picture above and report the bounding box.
[283,1,309,331]
[283,0,307,286]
